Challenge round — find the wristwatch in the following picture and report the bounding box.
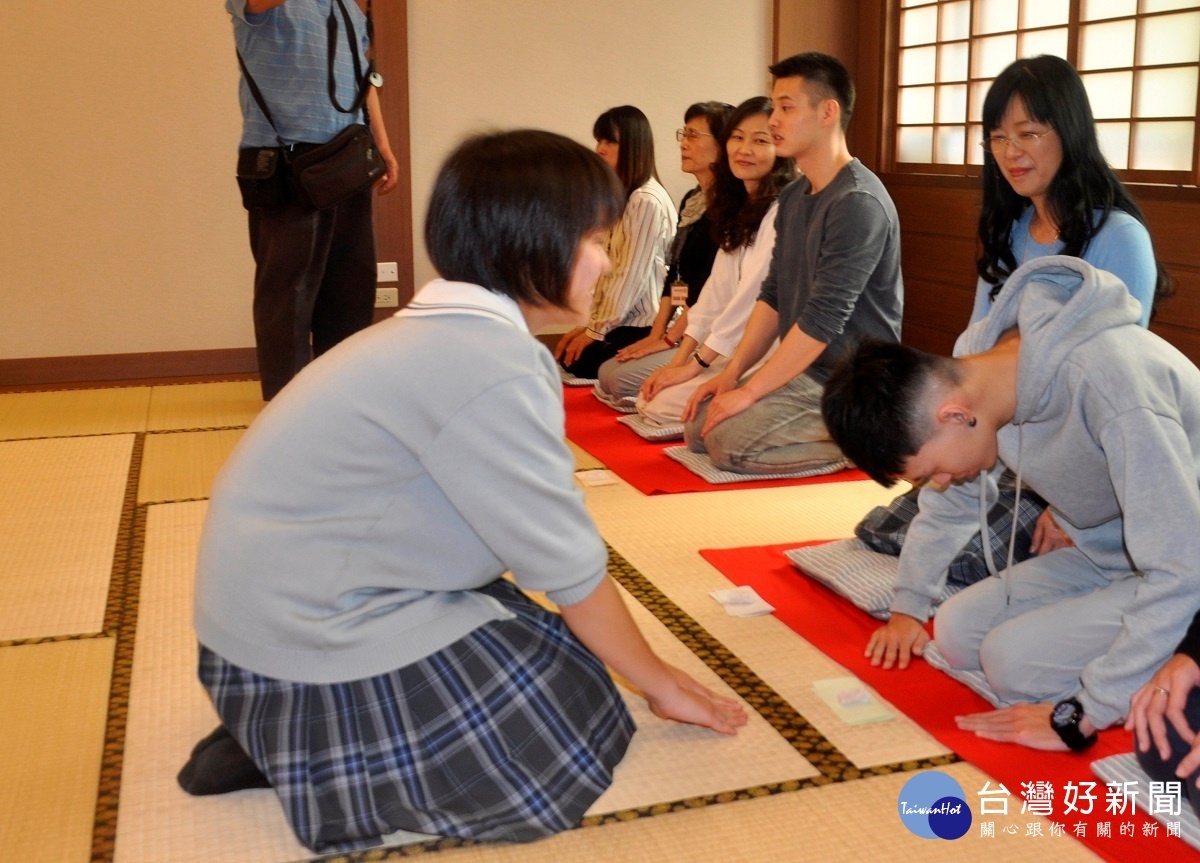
[691,350,711,369]
[1050,697,1098,752]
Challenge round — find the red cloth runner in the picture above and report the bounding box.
[562,385,867,495]
[699,540,1196,861]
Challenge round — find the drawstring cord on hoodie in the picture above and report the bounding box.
[978,424,1024,606]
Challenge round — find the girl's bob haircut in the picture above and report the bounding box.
[425,129,625,309]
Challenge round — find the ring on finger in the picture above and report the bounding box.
[1153,686,1171,697]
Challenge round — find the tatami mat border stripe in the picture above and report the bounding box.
[0,631,111,649]
[91,434,144,863]
[145,426,251,435]
[2,432,143,444]
[0,378,258,396]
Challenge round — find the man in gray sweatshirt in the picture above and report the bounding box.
[821,255,1200,752]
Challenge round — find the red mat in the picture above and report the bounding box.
[700,540,1196,861]
[562,385,868,495]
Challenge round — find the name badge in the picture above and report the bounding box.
[670,280,688,307]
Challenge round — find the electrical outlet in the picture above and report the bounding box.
[376,261,399,282]
[375,287,399,308]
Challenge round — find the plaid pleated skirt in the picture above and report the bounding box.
[199,579,636,853]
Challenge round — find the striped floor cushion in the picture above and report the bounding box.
[617,414,684,441]
[783,538,966,621]
[591,386,638,413]
[663,447,850,485]
[1091,752,1200,850]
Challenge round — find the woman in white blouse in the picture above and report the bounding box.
[635,96,796,428]
[555,105,677,379]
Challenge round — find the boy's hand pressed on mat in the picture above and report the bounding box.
[866,613,928,670]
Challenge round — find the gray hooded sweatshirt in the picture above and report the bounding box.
[893,255,1200,729]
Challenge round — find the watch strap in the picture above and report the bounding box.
[1051,698,1098,752]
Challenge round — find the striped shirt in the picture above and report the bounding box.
[228,0,370,148]
[587,178,677,338]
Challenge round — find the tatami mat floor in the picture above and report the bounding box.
[0,380,1101,862]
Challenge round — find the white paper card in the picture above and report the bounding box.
[708,586,775,617]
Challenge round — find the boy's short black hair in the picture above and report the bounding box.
[768,51,856,130]
[425,129,624,310]
[821,340,951,486]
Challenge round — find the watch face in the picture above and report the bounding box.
[1052,700,1078,727]
[369,71,384,88]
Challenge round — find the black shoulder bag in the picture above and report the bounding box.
[235,0,385,210]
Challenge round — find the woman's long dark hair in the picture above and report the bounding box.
[592,105,658,199]
[977,55,1171,314]
[708,97,797,252]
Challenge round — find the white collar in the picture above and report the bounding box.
[396,279,529,333]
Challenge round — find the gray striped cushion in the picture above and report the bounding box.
[784,538,966,621]
[663,446,850,484]
[559,368,597,386]
[1091,752,1200,850]
[618,414,684,440]
[591,385,638,413]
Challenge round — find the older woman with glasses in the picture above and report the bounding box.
[594,101,733,401]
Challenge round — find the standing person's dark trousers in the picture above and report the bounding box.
[248,183,376,401]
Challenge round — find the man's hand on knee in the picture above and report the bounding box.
[699,388,757,438]
[682,370,735,424]
[866,613,929,670]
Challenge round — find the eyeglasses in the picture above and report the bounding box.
[980,129,1055,155]
[676,128,713,142]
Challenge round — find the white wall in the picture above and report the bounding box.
[1,1,252,361]
[0,0,772,362]
[407,0,774,290]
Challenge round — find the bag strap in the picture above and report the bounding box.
[236,49,287,148]
[326,0,374,117]
[235,0,374,146]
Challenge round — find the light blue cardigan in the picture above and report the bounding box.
[195,280,607,683]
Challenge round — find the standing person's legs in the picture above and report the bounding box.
[249,200,326,401]
[311,187,376,358]
[682,373,844,474]
[934,547,1137,703]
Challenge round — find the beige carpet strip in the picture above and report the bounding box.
[0,638,115,863]
[0,435,133,640]
[0,387,151,440]
[581,477,953,769]
[138,429,244,504]
[145,381,265,432]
